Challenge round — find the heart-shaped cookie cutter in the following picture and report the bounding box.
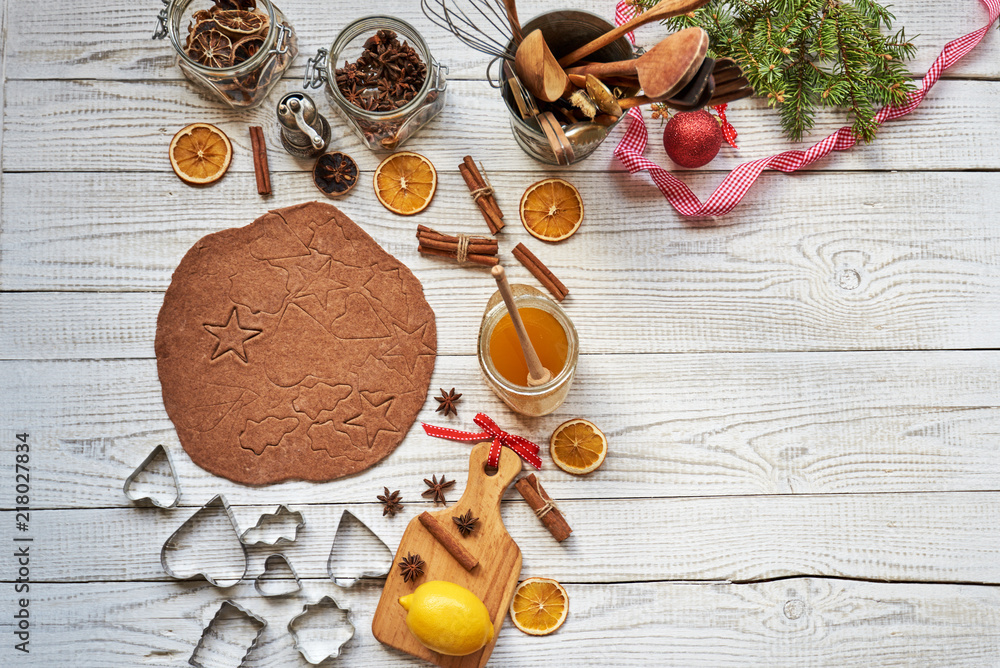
[254,553,302,597]
[161,494,248,588]
[123,444,180,508]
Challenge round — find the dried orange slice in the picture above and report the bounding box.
[188,29,234,68]
[232,34,264,63]
[519,178,584,242]
[510,577,568,636]
[169,123,233,186]
[214,9,268,36]
[549,418,607,475]
[373,152,437,215]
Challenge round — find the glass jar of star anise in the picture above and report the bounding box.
[303,17,448,150]
[153,0,297,109]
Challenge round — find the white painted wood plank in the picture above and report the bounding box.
[2,171,999,354]
[3,352,998,507]
[5,491,1000,582]
[10,579,1000,666]
[3,78,1000,174]
[4,0,998,81]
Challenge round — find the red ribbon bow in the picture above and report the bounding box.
[422,413,542,470]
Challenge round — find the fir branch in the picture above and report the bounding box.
[634,0,916,141]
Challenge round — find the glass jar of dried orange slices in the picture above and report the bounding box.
[153,0,296,109]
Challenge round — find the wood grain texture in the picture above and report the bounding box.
[11,579,1000,667]
[3,351,999,507]
[6,0,996,82]
[373,443,523,667]
[4,490,1000,584]
[2,171,999,355]
[3,0,1000,663]
[3,78,1000,174]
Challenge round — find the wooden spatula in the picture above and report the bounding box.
[566,27,708,100]
[372,442,524,668]
[558,0,711,67]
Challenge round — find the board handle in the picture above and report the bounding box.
[463,442,523,511]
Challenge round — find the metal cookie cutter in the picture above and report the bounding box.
[189,600,266,668]
[161,494,248,588]
[288,596,356,664]
[254,553,302,597]
[240,504,305,546]
[326,509,393,587]
[123,444,180,508]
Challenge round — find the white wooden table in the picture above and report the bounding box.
[2,0,999,665]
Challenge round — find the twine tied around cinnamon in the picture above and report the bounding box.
[468,163,495,202]
[455,233,471,264]
[530,476,559,518]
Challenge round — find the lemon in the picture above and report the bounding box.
[398,581,494,656]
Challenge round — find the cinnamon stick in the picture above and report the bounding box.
[459,163,504,235]
[418,511,479,571]
[462,156,504,221]
[249,126,271,196]
[418,237,499,255]
[515,474,572,542]
[511,243,569,301]
[418,246,499,267]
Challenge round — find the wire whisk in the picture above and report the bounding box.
[421,0,519,60]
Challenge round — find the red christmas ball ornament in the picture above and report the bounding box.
[662,110,724,168]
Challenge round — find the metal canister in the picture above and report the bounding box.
[276,92,331,158]
[495,11,637,165]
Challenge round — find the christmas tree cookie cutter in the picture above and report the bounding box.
[188,600,266,668]
[288,595,356,664]
[254,553,302,597]
[123,444,180,508]
[161,494,248,588]
[239,504,305,546]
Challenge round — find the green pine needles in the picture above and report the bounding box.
[634,0,917,141]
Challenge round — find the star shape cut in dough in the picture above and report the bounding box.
[204,308,262,363]
[293,259,347,309]
[346,393,398,447]
[383,322,436,375]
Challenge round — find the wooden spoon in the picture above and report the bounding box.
[504,0,523,44]
[491,265,552,387]
[566,27,708,100]
[558,0,711,67]
[515,29,570,103]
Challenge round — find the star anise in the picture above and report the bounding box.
[452,509,479,537]
[435,388,461,416]
[377,487,403,517]
[422,475,455,505]
[398,552,424,583]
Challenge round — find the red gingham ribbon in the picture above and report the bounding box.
[614,0,638,43]
[423,413,543,470]
[613,0,1000,217]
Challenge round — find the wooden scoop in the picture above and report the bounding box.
[566,27,708,100]
[514,29,570,103]
[491,265,551,386]
[558,0,711,67]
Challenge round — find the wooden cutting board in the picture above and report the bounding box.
[373,442,523,667]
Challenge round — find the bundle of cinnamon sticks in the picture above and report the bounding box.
[459,156,504,235]
[417,225,499,267]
